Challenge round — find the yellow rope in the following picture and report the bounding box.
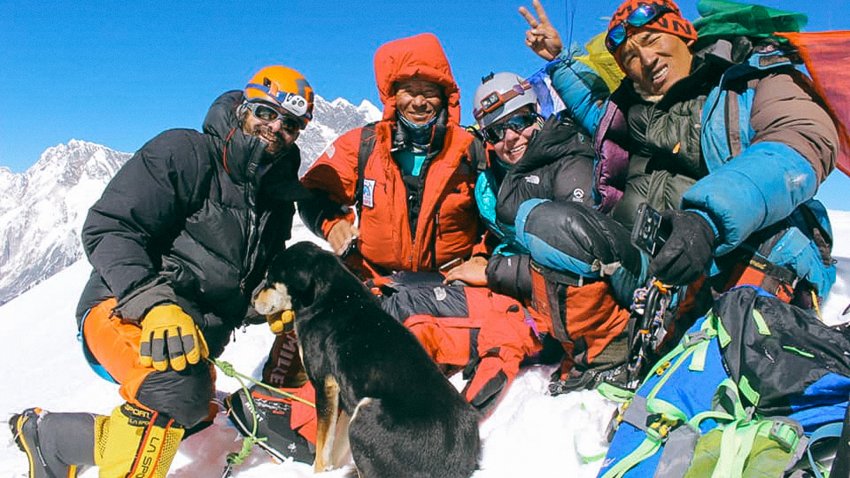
[811,290,823,321]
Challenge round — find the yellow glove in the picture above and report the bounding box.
[267,310,296,335]
[139,304,209,372]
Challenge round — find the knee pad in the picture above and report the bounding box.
[136,363,214,428]
[517,200,642,279]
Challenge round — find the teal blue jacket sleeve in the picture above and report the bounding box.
[682,141,819,255]
[547,49,611,136]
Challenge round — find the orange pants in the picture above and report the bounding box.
[529,273,631,371]
[82,298,215,427]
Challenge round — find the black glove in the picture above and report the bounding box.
[648,210,716,285]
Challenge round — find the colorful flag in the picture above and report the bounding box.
[777,31,850,177]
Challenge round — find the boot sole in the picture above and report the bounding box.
[9,408,40,478]
[9,409,79,478]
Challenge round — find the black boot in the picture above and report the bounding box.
[225,385,316,463]
[9,408,95,478]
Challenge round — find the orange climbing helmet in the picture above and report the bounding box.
[244,65,315,128]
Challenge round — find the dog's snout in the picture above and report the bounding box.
[252,283,292,315]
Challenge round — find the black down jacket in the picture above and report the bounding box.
[488,112,595,303]
[76,90,308,356]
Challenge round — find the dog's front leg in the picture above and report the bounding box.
[331,410,351,468]
[314,375,340,473]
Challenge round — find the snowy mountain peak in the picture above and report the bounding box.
[295,94,379,176]
[29,140,130,191]
[324,97,381,123]
[357,99,382,122]
[0,140,132,306]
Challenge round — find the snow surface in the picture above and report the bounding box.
[1,212,848,478]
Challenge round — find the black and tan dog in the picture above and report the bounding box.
[253,241,480,478]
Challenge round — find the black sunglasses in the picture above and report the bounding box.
[482,113,540,144]
[244,102,303,131]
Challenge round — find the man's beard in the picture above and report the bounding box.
[252,124,289,156]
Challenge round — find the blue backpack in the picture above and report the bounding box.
[598,286,850,478]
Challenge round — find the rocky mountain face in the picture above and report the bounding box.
[0,95,380,305]
[0,140,129,306]
[299,97,381,175]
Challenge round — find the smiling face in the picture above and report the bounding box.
[241,103,301,156]
[490,106,542,165]
[616,30,693,98]
[394,78,444,125]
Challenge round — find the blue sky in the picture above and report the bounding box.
[2,0,848,209]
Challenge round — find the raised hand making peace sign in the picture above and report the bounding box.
[518,0,564,61]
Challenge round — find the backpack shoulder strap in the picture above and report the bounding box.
[355,122,378,214]
[464,126,490,172]
[466,133,489,172]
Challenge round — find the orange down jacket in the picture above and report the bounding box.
[301,33,484,274]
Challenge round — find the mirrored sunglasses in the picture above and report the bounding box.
[605,3,674,53]
[482,113,540,144]
[245,102,303,131]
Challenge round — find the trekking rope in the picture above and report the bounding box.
[211,358,315,407]
[208,357,315,477]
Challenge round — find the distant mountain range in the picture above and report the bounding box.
[0,95,380,305]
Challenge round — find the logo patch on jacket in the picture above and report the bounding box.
[363,179,376,208]
[524,174,540,185]
[571,188,585,202]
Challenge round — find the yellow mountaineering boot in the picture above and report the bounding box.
[95,403,184,478]
[9,407,97,478]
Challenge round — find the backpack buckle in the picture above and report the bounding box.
[682,330,711,347]
[769,420,801,452]
[646,413,682,441]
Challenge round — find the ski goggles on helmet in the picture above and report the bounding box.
[244,101,304,132]
[482,113,540,144]
[605,3,674,53]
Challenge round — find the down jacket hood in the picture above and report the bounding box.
[373,33,461,124]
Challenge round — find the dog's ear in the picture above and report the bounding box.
[271,242,336,308]
[287,261,322,306]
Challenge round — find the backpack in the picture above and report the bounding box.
[598,286,850,478]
